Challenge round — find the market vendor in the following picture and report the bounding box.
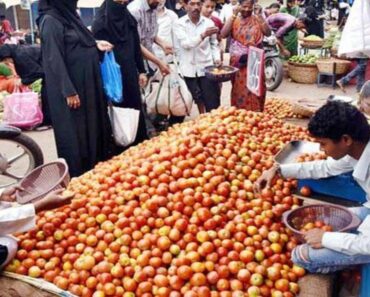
[0,186,73,270]
[255,101,370,273]
[0,44,51,126]
[266,12,308,57]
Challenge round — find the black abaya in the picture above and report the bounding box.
[92,0,148,146]
[39,15,113,177]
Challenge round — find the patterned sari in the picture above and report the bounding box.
[230,16,265,111]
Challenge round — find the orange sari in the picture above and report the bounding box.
[230,16,266,111]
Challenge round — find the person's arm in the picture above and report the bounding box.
[40,17,76,99]
[154,36,173,55]
[280,156,354,179]
[40,17,80,109]
[275,15,296,39]
[220,15,236,39]
[305,216,370,256]
[254,156,354,192]
[173,21,203,49]
[0,189,73,236]
[209,32,221,65]
[141,45,170,75]
[0,204,36,236]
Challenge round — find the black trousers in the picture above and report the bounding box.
[184,76,221,112]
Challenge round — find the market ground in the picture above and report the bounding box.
[24,79,359,163]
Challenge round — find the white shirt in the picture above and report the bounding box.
[128,0,158,52]
[153,8,178,62]
[219,3,238,23]
[0,203,36,236]
[280,140,370,256]
[173,15,220,78]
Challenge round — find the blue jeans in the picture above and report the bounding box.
[340,58,368,92]
[292,206,370,273]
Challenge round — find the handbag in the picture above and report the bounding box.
[100,52,123,103]
[108,105,140,147]
[143,63,193,117]
[3,86,43,129]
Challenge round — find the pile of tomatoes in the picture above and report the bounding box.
[8,107,311,297]
[265,99,304,120]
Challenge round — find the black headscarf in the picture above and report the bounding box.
[37,0,96,47]
[0,44,15,59]
[92,0,137,44]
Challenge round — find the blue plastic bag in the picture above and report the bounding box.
[100,52,123,103]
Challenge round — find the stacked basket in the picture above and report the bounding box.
[316,58,351,75]
[288,62,319,84]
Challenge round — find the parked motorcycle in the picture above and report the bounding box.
[0,124,43,188]
[264,35,284,92]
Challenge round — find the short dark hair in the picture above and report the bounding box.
[183,0,204,4]
[268,3,281,9]
[308,101,370,143]
[238,0,255,5]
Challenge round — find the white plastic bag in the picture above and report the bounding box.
[108,106,139,147]
[144,64,193,116]
[338,0,370,58]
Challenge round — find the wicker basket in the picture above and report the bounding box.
[16,159,70,204]
[302,39,325,49]
[316,58,351,75]
[283,204,361,243]
[288,62,318,84]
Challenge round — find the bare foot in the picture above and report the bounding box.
[336,80,346,93]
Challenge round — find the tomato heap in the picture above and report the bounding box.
[8,107,310,297]
[265,99,304,120]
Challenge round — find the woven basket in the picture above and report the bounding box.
[16,159,70,204]
[283,204,361,243]
[316,58,351,75]
[288,62,318,84]
[302,39,325,49]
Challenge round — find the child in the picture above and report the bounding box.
[201,0,223,61]
[359,81,370,116]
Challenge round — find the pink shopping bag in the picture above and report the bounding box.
[3,87,43,129]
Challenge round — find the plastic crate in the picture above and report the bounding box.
[298,172,367,204]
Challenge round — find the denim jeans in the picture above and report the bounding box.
[340,58,368,92]
[292,206,370,273]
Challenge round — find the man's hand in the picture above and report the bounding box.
[97,40,114,52]
[304,229,326,249]
[66,94,81,109]
[201,27,219,39]
[158,62,171,76]
[254,164,280,193]
[281,49,291,58]
[34,189,74,213]
[139,73,148,88]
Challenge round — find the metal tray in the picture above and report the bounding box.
[274,141,320,165]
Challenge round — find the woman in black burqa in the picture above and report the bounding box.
[37,0,114,177]
[92,0,149,146]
